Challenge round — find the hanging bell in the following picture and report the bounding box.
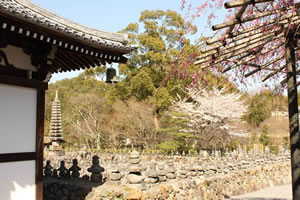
[106,68,116,83]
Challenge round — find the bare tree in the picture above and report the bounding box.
[107,99,158,149]
[68,94,111,149]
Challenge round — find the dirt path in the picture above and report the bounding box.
[230,184,292,200]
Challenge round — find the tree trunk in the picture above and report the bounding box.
[85,137,91,150]
[96,134,101,150]
[286,29,300,199]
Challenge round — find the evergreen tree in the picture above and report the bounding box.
[107,10,198,111]
[259,125,270,147]
[156,112,196,152]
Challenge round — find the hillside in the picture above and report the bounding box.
[260,116,289,145]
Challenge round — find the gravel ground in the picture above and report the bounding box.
[230,184,292,200]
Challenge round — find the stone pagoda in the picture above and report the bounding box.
[48,90,65,156]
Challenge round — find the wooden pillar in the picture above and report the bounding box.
[36,89,45,200]
[286,28,300,199]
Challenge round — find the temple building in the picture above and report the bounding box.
[48,91,64,156]
[0,0,135,199]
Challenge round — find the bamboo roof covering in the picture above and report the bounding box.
[195,0,300,86]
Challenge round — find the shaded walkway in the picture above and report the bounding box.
[230,184,292,200]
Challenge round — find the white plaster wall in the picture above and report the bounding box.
[1,45,36,71]
[0,84,37,153]
[0,161,36,200]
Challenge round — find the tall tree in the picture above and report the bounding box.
[108,10,198,111]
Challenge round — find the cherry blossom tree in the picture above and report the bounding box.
[173,86,247,123]
[169,86,248,148]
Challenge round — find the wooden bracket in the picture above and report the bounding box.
[0,50,15,68]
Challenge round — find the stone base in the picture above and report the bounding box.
[127,173,143,184]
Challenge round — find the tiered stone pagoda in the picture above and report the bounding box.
[48,91,64,156]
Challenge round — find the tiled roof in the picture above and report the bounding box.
[0,0,135,54]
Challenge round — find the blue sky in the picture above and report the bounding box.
[31,0,184,33]
[31,0,224,83]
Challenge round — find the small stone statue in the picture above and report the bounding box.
[58,161,68,178]
[145,164,158,184]
[129,150,140,164]
[88,155,104,182]
[188,149,192,156]
[44,160,53,177]
[170,150,174,156]
[69,159,81,179]
[81,174,89,181]
[110,168,121,181]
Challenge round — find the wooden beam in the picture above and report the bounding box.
[286,28,300,199]
[196,51,216,62]
[243,63,261,68]
[262,64,287,82]
[222,42,284,72]
[62,51,90,68]
[0,74,48,90]
[224,0,274,9]
[0,152,36,163]
[201,43,223,54]
[226,4,248,34]
[213,10,273,30]
[232,12,297,36]
[244,54,284,77]
[196,31,279,65]
[56,51,81,71]
[227,25,283,44]
[90,58,103,67]
[212,6,295,31]
[210,33,282,66]
[54,58,72,72]
[220,31,277,55]
[64,50,97,68]
[52,60,66,73]
[206,13,294,45]
[80,56,96,68]
[202,26,281,54]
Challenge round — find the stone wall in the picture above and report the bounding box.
[43,150,291,200]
